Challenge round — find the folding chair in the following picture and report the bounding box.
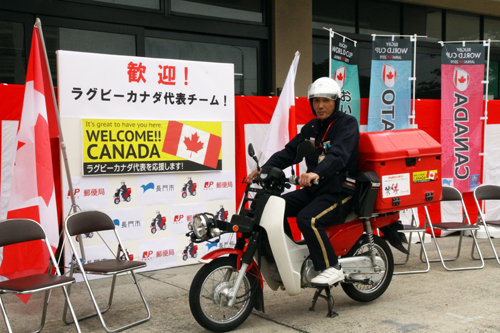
[0,219,81,333]
[473,184,500,265]
[63,210,150,332]
[426,186,484,271]
[394,208,430,275]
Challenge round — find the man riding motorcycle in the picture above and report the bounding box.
[247,77,359,287]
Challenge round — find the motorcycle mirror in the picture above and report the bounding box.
[248,143,255,158]
[248,143,261,171]
[293,140,315,164]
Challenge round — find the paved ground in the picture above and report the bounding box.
[3,235,500,332]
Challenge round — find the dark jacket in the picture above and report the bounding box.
[263,111,359,195]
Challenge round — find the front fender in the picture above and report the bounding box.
[199,248,263,289]
[199,248,243,265]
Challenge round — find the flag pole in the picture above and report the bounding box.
[35,18,78,214]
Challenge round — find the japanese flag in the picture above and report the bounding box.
[259,51,300,165]
[0,21,60,302]
[162,121,221,169]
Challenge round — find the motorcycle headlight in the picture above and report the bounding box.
[193,214,209,239]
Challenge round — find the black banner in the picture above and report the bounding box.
[372,37,413,61]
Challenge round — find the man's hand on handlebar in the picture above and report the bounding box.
[246,169,259,183]
[299,172,319,187]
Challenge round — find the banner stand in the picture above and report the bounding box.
[371,34,427,129]
[325,29,361,124]
[324,29,358,80]
[35,19,89,262]
[439,39,500,217]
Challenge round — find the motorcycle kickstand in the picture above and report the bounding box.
[309,287,338,318]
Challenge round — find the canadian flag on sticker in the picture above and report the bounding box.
[162,121,221,169]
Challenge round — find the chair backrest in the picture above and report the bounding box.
[442,186,463,201]
[0,219,45,247]
[474,184,500,201]
[66,210,115,236]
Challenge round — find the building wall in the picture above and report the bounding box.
[272,0,312,97]
[395,0,500,17]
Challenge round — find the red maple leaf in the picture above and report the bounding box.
[387,71,394,80]
[336,73,344,81]
[183,132,204,157]
[458,76,466,84]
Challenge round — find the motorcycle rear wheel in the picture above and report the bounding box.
[189,257,257,332]
[341,235,394,302]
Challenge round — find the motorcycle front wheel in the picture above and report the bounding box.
[182,192,187,198]
[189,257,257,332]
[113,197,120,204]
[341,234,394,302]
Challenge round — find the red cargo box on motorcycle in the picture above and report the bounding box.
[358,129,442,213]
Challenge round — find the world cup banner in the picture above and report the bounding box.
[330,33,361,123]
[368,37,413,131]
[441,43,485,192]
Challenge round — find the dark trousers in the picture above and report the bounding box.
[282,189,353,271]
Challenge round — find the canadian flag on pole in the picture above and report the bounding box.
[0,21,60,302]
[162,121,222,169]
[259,51,300,165]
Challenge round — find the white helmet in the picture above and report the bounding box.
[156,210,160,215]
[308,77,340,101]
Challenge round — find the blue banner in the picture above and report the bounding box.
[330,34,361,124]
[368,37,413,131]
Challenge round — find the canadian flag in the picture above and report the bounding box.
[334,65,346,89]
[382,63,397,88]
[0,22,60,303]
[259,51,300,165]
[453,67,470,92]
[162,121,222,169]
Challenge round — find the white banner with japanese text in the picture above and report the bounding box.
[57,51,236,275]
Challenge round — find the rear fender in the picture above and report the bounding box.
[199,248,263,289]
[326,213,400,256]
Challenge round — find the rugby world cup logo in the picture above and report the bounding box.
[453,67,470,91]
[334,66,346,89]
[382,63,397,88]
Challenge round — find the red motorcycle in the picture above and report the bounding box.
[151,216,167,234]
[187,130,441,332]
[183,243,198,261]
[182,183,197,198]
[114,187,131,204]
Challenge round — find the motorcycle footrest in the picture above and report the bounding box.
[344,277,370,284]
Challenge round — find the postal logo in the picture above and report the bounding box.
[382,63,397,88]
[334,66,346,89]
[453,67,470,92]
[142,250,154,260]
[204,181,214,190]
[173,215,184,223]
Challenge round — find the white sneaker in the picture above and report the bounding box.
[311,267,344,287]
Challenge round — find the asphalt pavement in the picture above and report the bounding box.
[3,234,500,333]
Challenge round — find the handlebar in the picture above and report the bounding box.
[288,176,319,186]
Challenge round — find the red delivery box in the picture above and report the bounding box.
[358,129,442,213]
